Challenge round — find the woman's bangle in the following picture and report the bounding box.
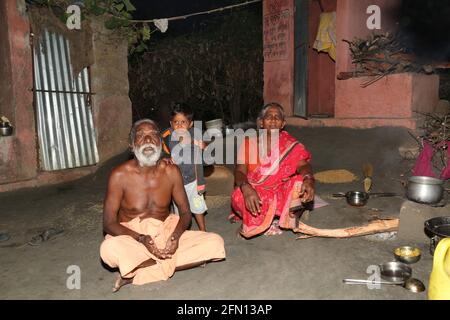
[240,181,251,191]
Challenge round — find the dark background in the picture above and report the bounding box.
[128,0,263,124]
[396,0,450,62]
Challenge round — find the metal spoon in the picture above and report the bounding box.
[343,278,425,293]
[403,278,426,293]
[343,279,403,286]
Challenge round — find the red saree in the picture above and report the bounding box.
[231,131,312,238]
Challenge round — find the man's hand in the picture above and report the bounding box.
[242,184,262,216]
[141,235,166,259]
[159,158,174,165]
[299,179,315,203]
[194,140,206,150]
[161,235,179,259]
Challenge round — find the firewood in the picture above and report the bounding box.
[294,218,399,239]
[339,32,437,85]
[337,71,364,80]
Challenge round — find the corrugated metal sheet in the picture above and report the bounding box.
[33,29,99,171]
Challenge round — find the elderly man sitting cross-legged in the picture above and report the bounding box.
[100,119,226,292]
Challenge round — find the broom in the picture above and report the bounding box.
[363,163,373,193]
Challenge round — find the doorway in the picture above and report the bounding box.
[294,0,336,118]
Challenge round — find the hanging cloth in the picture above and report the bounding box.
[313,12,336,61]
[154,19,169,33]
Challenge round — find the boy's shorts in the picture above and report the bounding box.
[173,180,207,215]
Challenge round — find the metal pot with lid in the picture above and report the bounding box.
[406,176,444,205]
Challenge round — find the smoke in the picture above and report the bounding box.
[396,0,450,62]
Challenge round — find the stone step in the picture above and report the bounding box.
[397,200,450,246]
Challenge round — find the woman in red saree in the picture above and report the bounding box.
[231,103,315,238]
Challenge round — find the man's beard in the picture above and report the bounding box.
[133,143,161,167]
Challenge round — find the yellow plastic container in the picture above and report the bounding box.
[428,238,450,300]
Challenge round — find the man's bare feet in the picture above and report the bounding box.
[112,275,133,293]
[111,259,155,293]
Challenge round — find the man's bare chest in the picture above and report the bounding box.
[121,175,171,209]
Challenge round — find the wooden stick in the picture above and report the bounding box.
[294,219,399,239]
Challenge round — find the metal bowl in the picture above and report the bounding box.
[0,126,13,136]
[379,262,412,282]
[394,246,422,264]
[406,176,444,204]
[345,191,369,207]
[205,119,224,130]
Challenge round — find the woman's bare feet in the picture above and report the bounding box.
[228,213,241,224]
[235,227,246,240]
[112,275,133,293]
[264,219,283,236]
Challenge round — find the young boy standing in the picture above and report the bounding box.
[162,103,208,231]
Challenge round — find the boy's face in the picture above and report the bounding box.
[170,113,193,131]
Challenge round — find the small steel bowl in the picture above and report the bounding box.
[345,191,369,207]
[394,246,422,264]
[379,261,412,282]
[0,126,13,136]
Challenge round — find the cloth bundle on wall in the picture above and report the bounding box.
[412,140,450,180]
[313,11,336,61]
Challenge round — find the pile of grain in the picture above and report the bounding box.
[314,169,358,184]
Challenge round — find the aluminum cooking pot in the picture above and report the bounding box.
[425,216,450,255]
[406,176,444,204]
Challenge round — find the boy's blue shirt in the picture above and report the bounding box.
[162,127,206,193]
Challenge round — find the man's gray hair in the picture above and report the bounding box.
[129,118,161,146]
[258,102,286,121]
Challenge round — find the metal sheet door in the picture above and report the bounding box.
[33,30,99,171]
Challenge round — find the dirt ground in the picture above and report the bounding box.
[0,126,437,300]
